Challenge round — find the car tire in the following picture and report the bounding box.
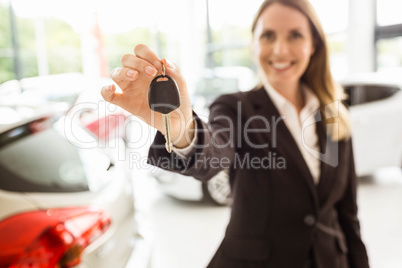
[202,170,232,206]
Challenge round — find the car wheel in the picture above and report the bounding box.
[202,170,232,206]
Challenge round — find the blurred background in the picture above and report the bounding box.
[0,0,401,268]
[2,0,401,86]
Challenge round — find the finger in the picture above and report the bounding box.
[161,58,185,85]
[134,44,163,73]
[110,67,138,82]
[110,67,139,90]
[161,58,176,73]
[101,84,124,107]
[121,54,158,78]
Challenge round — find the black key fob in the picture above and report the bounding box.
[148,75,180,114]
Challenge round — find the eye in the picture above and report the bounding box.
[261,31,275,41]
[289,31,303,40]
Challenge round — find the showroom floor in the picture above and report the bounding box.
[131,167,402,268]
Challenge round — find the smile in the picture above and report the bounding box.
[269,61,294,71]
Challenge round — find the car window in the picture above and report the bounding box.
[0,117,112,193]
[343,84,400,106]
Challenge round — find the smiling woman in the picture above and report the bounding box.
[252,3,316,109]
[251,0,351,141]
[102,0,370,267]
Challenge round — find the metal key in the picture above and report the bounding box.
[148,64,180,153]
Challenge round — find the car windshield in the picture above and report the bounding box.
[343,84,400,106]
[0,116,112,193]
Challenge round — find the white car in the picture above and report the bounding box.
[152,71,402,206]
[0,97,152,266]
[343,72,402,176]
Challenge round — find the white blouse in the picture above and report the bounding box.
[262,80,321,184]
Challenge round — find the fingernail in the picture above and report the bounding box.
[106,85,112,92]
[145,66,157,77]
[127,70,136,78]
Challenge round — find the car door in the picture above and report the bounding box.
[345,83,402,176]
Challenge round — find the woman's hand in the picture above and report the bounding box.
[101,44,194,148]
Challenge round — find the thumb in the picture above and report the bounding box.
[101,84,124,107]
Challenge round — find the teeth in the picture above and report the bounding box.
[271,62,291,70]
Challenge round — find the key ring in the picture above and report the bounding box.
[161,62,165,77]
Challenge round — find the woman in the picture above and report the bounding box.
[101,0,370,267]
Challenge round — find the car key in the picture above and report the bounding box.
[148,64,180,153]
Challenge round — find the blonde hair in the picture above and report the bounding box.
[252,0,351,141]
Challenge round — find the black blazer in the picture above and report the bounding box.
[148,86,370,268]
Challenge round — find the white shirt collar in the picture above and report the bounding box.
[261,79,320,116]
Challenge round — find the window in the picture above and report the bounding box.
[375,0,402,71]
[310,0,349,79]
[377,37,402,72]
[207,0,261,68]
[377,0,402,26]
[0,117,113,193]
[327,32,348,80]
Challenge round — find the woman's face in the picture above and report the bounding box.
[253,3,315,89]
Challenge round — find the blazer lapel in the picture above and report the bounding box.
[315,111,340,204]
[247,87,320,210]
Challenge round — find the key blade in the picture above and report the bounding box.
[162,114,173,153]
